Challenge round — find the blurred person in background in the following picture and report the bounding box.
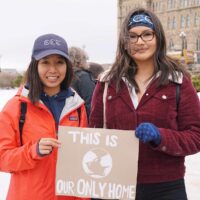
[69,46,96,120]
[88,62,104,81]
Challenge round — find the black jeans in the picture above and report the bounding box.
[135,179,188,200]
[92,179,187,200]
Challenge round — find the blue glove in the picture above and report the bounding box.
[135,123,161,145]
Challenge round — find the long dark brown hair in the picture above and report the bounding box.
[105,8,189,92]
[24,57,73,103]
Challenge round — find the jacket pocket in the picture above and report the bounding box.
[150,92,177,120]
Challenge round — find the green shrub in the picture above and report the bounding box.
[12,75,24,87]
[192,76,200,92]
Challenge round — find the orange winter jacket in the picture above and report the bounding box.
[0,86,90,200]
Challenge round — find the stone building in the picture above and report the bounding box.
[117,0,200,64]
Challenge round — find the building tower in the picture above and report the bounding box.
[117,0,200,64]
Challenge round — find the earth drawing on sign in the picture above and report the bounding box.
[82,148,112,179]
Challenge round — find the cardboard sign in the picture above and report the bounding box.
[56,126,139,199]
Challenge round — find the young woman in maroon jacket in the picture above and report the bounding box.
[89,8,200,200]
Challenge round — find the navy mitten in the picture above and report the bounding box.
[135,122,161,145]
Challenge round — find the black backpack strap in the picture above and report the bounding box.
[77,107,81,126]
[19,102,27,146]
[176,84,180,111]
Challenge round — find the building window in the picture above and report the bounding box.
[152,2,155,11]
[158,1,161,11]
[168,0,173,9]
[184,0,188,6]
[172,16,177,29]
[196,0,200,5]
[180,15,185,28]
[194,13,200,27]
[167,17,171,29]
[167,0,170,9]
[155,2,158,11]
[196,38,200,50]
[180,0,189,7]
[173,0,177,8]
[180,0,184,7]
[186,15,190,28]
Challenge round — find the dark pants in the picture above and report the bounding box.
[92,179,187,200]
[135,179,188,200]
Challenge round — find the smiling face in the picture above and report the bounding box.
[127,26,157,64]
[38,54,67,96]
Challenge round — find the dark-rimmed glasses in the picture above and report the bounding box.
[127,31,155,44]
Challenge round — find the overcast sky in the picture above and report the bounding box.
[0,0,117,71]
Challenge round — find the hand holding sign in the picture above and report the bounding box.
[135,123,161,145]
[37,138,61,156]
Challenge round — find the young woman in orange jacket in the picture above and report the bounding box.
[0,34,90,200]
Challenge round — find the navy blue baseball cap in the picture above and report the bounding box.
[32,33,70,61]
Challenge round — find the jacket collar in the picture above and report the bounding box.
[17,86,84,115]
[99,69,183,84]
[40,88,74,101]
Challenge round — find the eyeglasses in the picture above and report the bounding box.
[127,31,155,44]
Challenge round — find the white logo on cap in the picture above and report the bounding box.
[44,39,61,46]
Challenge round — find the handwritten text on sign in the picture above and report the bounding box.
[56,127,139,199]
